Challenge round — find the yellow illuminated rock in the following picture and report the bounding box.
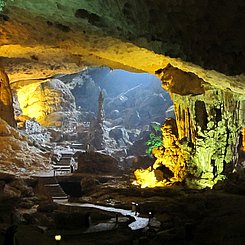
[134,118,188,188]
[134,167,169,188]
[14,79,75,126]
[0,67,16,127]
[241,128,245,152]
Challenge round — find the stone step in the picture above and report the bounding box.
[38,176,68,200]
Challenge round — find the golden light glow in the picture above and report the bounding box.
[133,118,187,188]
[241,128,245,152]
[133,167,169,188]
[16,82,45,121]
[55,235,61,241]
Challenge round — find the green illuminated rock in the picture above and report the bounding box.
[157,64,245,188]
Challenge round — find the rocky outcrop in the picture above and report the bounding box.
[109,126,131,147]
[134,64,244,189]
[0,118,49,175]
[0,67,16,127]
[152,118,188,182]
[134,118,189,188]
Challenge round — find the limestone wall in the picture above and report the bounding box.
[157,64,245,188]
[0,67,16,127]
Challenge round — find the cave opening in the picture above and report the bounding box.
[12,66,175,195]
[1,63,244,245]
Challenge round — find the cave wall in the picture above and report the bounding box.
[157,64,245,188]
[0,67,16,127]
[12,78,76,126]
[0,0,244,86]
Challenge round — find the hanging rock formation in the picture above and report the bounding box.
[134,64,244,189]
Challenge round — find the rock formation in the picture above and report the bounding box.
[241,128,245,152]
[134,118,189,188]
[0,118,49,174]
[134,64,244,188]
[89,91,106,150]
[156,64,244,188]
[0,67,16,127]
[12,78,76,127]
[76,151,119,174]
[152,118,188,182]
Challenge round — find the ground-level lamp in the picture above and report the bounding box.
[148,212,153,222]
[55,234,61,244]
[132,202,139,215]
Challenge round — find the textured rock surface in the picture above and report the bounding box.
[134,65,244,188]
[0,118,49,174]
[2,0,245,76]
[157,65,245,188]
[76,151,119,174]
[65,68,171,128]
[0,67,15,127]
[0,0,244,95]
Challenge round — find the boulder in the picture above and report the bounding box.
[76,151,119,174]
[109,126,131,147]
[80,176,100,193]
[123,155,154,170]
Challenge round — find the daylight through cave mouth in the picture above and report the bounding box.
[12,65,245,190]
[14,66,174,167]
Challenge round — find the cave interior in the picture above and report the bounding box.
[0,0,245,244]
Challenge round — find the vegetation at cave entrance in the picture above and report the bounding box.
[0,0,5,11]
[145,123,162,155]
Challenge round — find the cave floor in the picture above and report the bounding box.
[1,173,245,245]
[59,174,245,244]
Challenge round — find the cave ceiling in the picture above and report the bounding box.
[0,0,244,95]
